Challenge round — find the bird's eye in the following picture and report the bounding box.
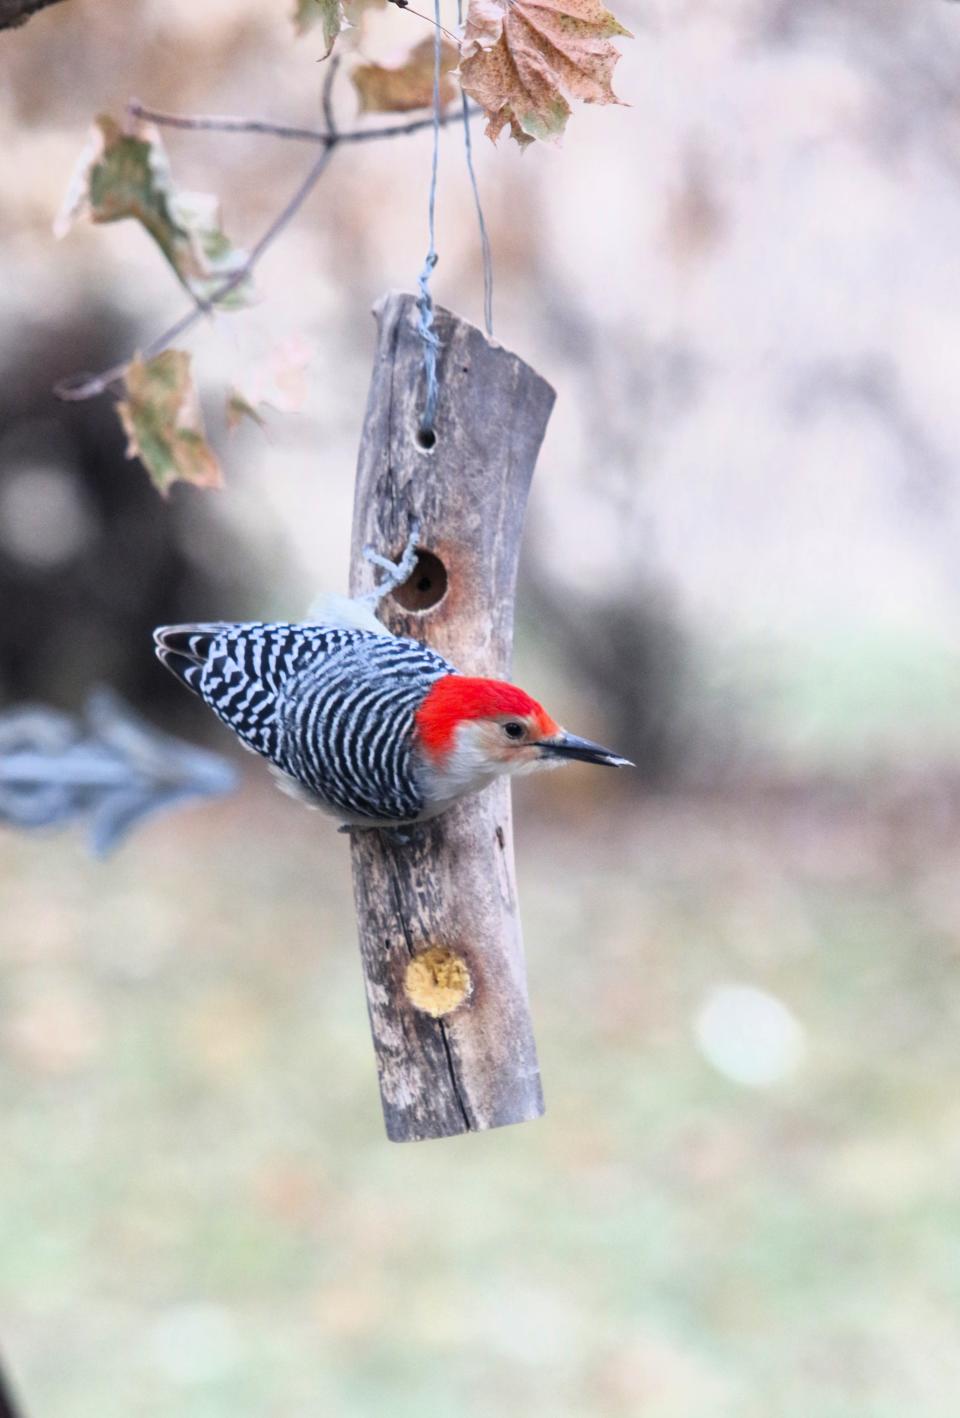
[503,722,525,741]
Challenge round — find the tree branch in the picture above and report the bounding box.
[0,0,67,31]
[126,99,479,146]
[56,94,480,403]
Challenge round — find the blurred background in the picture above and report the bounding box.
[3,0,960,1413]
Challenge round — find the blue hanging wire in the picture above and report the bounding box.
[457,0,494,336]
[415,0,444,437]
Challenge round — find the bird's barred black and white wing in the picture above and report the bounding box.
[153,621,456,823]
[154,622,366,760]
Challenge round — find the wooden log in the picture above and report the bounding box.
[348,291,555,1142]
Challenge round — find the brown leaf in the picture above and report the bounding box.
[117,351,223,495]
[352,37,458,114]
[459,0,631,148]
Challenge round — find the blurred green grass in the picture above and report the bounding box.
[715,629,960,774]
[3,773,960,1418]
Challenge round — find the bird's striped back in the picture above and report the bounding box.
[154,621,456,823]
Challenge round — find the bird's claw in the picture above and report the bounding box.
[339,822,415,846]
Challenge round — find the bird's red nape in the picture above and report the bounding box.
[415,677,558,759]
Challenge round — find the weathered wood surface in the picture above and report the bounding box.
[349,291,555,1142]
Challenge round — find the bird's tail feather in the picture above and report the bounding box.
[153,623,232,696]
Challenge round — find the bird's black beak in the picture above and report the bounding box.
[537,732,634,768]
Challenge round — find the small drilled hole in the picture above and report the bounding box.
[392,549,448,612]
[416,427,437,451]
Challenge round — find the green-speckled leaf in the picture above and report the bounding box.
[293,0,343,54]
[117,351,223,495]
[55,115,253,308]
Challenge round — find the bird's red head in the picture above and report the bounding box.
[415,676,559,763]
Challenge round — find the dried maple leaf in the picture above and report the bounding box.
[117,351,223,495]
[352,37,458,114]
[459,0,631,148]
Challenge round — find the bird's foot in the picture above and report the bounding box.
[338,822,416,847]
[362,518,421,606]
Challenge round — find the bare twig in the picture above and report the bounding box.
[57,95,480,403]
[126,99,479,145]
[127,106,331,142]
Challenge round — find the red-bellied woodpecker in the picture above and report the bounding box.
[154,533,632,831]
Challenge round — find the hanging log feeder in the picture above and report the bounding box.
[348,291,556,1142]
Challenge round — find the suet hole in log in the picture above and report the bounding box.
[392,549,448,613]
[404,947,472,1017]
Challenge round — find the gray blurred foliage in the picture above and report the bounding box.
[0,689,236,856]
